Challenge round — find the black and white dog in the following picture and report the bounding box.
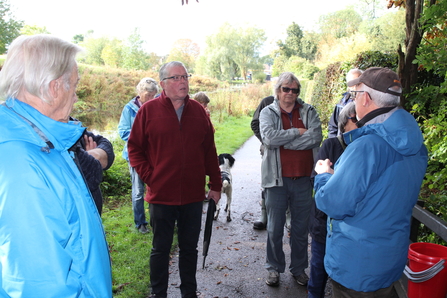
[214,153,235,222]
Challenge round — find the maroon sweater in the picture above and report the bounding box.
[128,91,222,205]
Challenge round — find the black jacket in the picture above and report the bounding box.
[73,130,115,215]
[251,96,274,142]
[327,92,352,138]
[309,136,345,243]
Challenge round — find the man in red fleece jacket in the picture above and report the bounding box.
[128,61,222,298]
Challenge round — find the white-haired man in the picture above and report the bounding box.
[0,35,112,297]
[328,68,363,138]
[314,67,428,297]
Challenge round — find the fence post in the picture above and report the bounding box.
[410,200,425,242]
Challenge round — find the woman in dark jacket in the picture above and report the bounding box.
[308,102,357,298]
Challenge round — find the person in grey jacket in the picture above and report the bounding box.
[260,72,322,288]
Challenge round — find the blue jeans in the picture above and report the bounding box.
[308,238,328,298]
[265,177,312,276]
[149,201,202,298]
[129,164,147,228]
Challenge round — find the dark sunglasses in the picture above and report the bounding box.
[348,116,358,123]
[281,87,300,94]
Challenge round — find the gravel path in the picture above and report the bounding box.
[166,136,331,298]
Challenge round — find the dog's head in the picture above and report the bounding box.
[218,153,235,168]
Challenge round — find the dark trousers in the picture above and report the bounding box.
[308,238,328,298]
[332,280,395,298]
[149,201,202,298]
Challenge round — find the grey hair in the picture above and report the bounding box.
[274,72,301,97]
[159,61,187,82]
[136,77,159,94]
[362,84,400,107]
[0,34,82,104]
[346,68,363,82]
[193,91,210,104]
[338,102,357,133]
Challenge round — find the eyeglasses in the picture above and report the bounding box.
[162,74,192,81]
[348,116,358,123]
[281,87,300,94]
[349,90,365,100]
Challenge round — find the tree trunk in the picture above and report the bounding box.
[397,0,436,108]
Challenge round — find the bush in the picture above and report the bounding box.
[101,134,132,206]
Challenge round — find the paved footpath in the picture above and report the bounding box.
[166,136,331,298]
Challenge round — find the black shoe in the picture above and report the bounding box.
[293,272,309,286]
[253,221,266,230]
[138,225,149,234]
[266,271,280,286]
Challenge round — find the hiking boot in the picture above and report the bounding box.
[138,225,149,234]
[265,271,280,286]
[293,272,309,286]
[253,220,266,230]
[254,194,267,230]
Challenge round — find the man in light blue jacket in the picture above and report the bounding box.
[0,35,112,297]
[314,67,428,297]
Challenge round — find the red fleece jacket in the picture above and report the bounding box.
[127,91,222,205]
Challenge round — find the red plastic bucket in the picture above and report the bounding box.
[407,242,447,298]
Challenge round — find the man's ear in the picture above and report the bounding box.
[49,79,60,99]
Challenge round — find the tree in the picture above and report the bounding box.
[360,9,406,53]
[232,26,266,80]
[319,8,363,40]
[198,23,265,81]
[300,32,319,62]
[387,0,438,107]
[167,39,200,72]
[277,23,303,58]
[20,24,50,35]
[121,28,151,70]
[0,0,23,53]
[101,38,123,68]
[73,34,84,44]
[80,36,110,65]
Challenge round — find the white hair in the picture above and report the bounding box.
[0,34,82,104]
[136,77,159,94]
[159,61,187,82]
[362,84,400,107]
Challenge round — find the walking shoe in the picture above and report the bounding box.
[138,225,149,234]
[293,272,309,286]
[265,271,280,286]
[253,220,266,230]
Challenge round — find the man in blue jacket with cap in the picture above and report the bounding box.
[314,67,427,297]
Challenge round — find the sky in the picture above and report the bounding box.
[10,0,359,56]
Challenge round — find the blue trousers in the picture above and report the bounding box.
[265,177,312,276]
[308,238,329,298]
[149,201,202,298]
[129,164,147,228]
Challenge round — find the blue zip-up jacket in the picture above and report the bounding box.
[314,107,428,292]
[118,97,140,161]
[0,98,112,298]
